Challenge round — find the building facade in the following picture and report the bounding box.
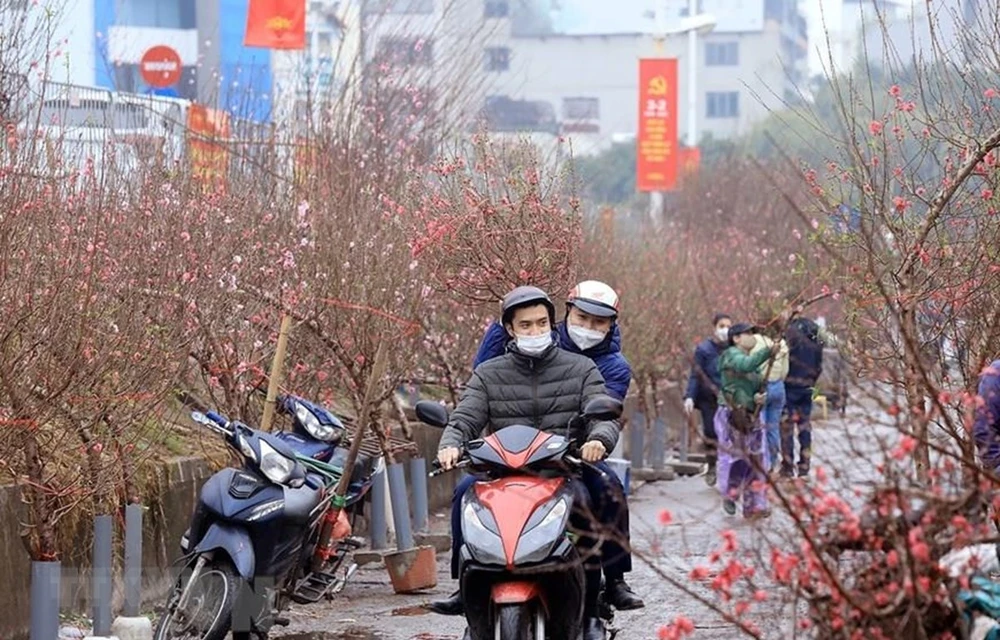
[17,0,363,123]
[860,0,987,70]
[483,0,808,155]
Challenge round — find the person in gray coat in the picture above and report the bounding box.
[434,285,621,640]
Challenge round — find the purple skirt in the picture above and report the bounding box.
[714,406,769,514]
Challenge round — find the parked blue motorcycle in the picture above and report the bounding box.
[154,395,383,640]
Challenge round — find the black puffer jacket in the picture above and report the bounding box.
[438,343,620,452]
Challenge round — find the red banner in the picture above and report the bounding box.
[679,146,701,180]
[637,58,679,192]
[187,104,230,190]
[245,0,306,50]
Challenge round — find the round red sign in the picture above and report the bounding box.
[140,45,182,88]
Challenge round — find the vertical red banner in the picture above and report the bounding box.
[245,0,307,50]
[187,104,231,191]
[637,58,679,192]
[678,146,701,181]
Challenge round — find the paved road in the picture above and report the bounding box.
[273,474,792,640]
[273,396,896,640]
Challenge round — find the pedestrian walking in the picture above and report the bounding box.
[750,320,789,473]
[715,322,779,519]
[683,313,732,486]
[781,307,829,479]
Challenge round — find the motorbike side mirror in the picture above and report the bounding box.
[581,396,623,421]
[415,400,450,428]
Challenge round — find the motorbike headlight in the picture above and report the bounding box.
[236,433,257,463]
[514,497,570,565]
[294,401,342,443]
[259,440,295,485]
[461,501,507,566]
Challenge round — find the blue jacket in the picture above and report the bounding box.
[472,321,633,400]
[974,360,1000,471]
[684,338,726,404]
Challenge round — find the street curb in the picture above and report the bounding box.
[632,467,677,482]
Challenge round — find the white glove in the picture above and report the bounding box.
[683,398,694,415]
[940,544,1000,578]
[971,615,1000,640]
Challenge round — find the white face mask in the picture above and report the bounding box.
[715,327,731,343]
[514,332,553,356]
[568,325,607,351]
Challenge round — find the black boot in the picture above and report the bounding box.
[583,616,607,640]
[427,589,463,616]
[605,577,644,610]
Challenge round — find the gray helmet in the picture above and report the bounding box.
[501,286,556,327]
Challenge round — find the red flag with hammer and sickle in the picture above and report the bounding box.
[245,0,306,49]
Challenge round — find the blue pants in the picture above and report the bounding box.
[781,384,813,473]
[449,461,632,579]
[696,397,719,464]
[763,380,786,468]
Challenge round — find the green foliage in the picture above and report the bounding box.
[571,141,637,206]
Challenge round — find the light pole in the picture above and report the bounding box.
[648,2,716,220]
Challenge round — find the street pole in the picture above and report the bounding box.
[649,0,669,224]
[687,0,698,149]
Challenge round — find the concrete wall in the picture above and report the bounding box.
[0,457,214,640]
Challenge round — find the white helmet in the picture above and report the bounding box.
[566,280,620,319]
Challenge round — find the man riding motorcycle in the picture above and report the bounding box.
[435,285,622,640]
[447,280,643,612]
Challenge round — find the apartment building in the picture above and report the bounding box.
[479,0,808,155]
[860,0,988,69]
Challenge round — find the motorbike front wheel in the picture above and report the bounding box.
[495,603,543,640]
[155,559,240,640]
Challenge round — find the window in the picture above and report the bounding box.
[480,95,558,134]
[562,97,599,120]
[317,31,334,54]
[706,91,739,118]
[678,0,703,17]
[365,0,434,14]
[117,0,196,29]
[484,0,509,18]
[377,37,434,66]
[484,47,510,72]
[705,42,739,66]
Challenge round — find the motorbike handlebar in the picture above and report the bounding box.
[565,455,610,480]
[205,411,228,427]
[429,459,469,478]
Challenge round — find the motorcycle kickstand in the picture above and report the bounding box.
[326,562,359,599]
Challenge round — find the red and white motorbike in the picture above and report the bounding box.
[416,397,622,640]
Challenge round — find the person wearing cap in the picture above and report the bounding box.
[682,313,733,486]
[715,322,780,519]
[431,285,623,640]
[465,280,643,611]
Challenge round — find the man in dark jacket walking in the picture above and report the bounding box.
[683,313,732,486]
[781,310,826,478]
[433,285,622,640]
[465,280,643,611]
